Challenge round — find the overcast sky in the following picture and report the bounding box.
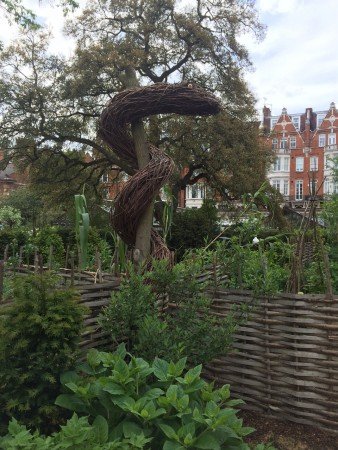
[1,0,337,118]
[246,0,338,117]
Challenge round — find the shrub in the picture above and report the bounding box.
[54,344,266,449]
[0,273,85,432]
[169,200,220,260]
[31,227,65,267]
[0,347,275,449]
[0,206,22,229]
[100,259,241,365]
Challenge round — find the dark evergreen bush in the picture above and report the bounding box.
[169,200,220,260]
[0,273,85,432]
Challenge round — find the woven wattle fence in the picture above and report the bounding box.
[204,289,338,434]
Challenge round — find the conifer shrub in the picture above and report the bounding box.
[0,273,85,432]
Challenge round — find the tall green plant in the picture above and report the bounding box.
[0,273,85,432]
[74,194,89,269]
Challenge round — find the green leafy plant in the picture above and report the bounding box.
[75,194,90,269]
[100,259,241,365]
[169,200,220,260]
[0,205,22,229]
[52,344,260,449]
[31,226,65,267]
[0,273,85,432]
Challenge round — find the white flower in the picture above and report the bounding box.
[252,237,260,245]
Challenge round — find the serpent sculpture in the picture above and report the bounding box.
[99,82,221,262]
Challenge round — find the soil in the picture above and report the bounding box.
[242,410,338,450]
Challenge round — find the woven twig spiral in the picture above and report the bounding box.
[98,82,221,261]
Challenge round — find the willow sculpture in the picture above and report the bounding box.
[99,82,220,262]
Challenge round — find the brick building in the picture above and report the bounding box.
[0,151,27,195]
[264,102,338,208]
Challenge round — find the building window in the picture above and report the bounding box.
[283,180,289,196]
[273,157,281,172]
[280,138,287,149]
[308,179,317,196]
[271,118,278,128]
[290,137,296,149]
[319,134,326,147]
[325,155,337,169]
[272,180,280,192]
[317,113,325,128]
[328,133,336,146]
[187,183,205,199]
[101,173,109,183]
[296,157,304,172]
[295,180,303,200]
[292,116,300,130]
[310,156,318,171]
[272,138,278,149]
[324,179,330,194]
[273,156,289,172]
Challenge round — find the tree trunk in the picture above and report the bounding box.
[124,66,154,265]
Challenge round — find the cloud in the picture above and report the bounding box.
[245,0,338,116]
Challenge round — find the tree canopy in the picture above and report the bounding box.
[0,0,268,206]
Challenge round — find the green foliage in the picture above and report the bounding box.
[31,227,65,267]
[0,205,22,228]
[169,201,220,260]
[100,259,240,365]
[0,347,274,449]
[52,345,258,449]
[0,273,85,432]
[75,194,90,269]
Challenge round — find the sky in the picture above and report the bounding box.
[245,0,338,117]
[1,0,338,118]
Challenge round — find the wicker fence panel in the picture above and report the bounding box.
[204,289,338,434]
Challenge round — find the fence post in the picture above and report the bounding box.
[4,244,8,262]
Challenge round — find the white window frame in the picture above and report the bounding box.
[283,180,289,196]
[310,156,318,171]
[271,118,278,129]
[273,157,281,172]
[296,157,304,172]
[272,179,280,192]
[319,134,326,147]
[328,133,336,145]
[290,137,296,149]
[280,138,287,149]
[295,180,303,200]
[292,116,300,130]
[317,114,325,128]
[187,183,205,200]
[101,173,109,183]
[272,138,278,149]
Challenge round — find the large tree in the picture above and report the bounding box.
[0,0,268,257]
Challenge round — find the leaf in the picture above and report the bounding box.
[60,370,80,386]
[55,394,88,413]
[123,421,143,438]
[158,424,178,440]
[163,441,185,450]
[87,348,101,368]
[184,365,202,384]
[143,388,164,400]
[194,432,221,449]
[102,381,125,396]
[153,358,169,381]
[92,415,109,444]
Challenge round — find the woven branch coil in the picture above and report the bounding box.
[99,82,220,260]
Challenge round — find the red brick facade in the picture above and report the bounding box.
[265,103,338,207]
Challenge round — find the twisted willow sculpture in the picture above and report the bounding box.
[99,82,220,262]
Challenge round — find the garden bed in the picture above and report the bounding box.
[243,410,338,450]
